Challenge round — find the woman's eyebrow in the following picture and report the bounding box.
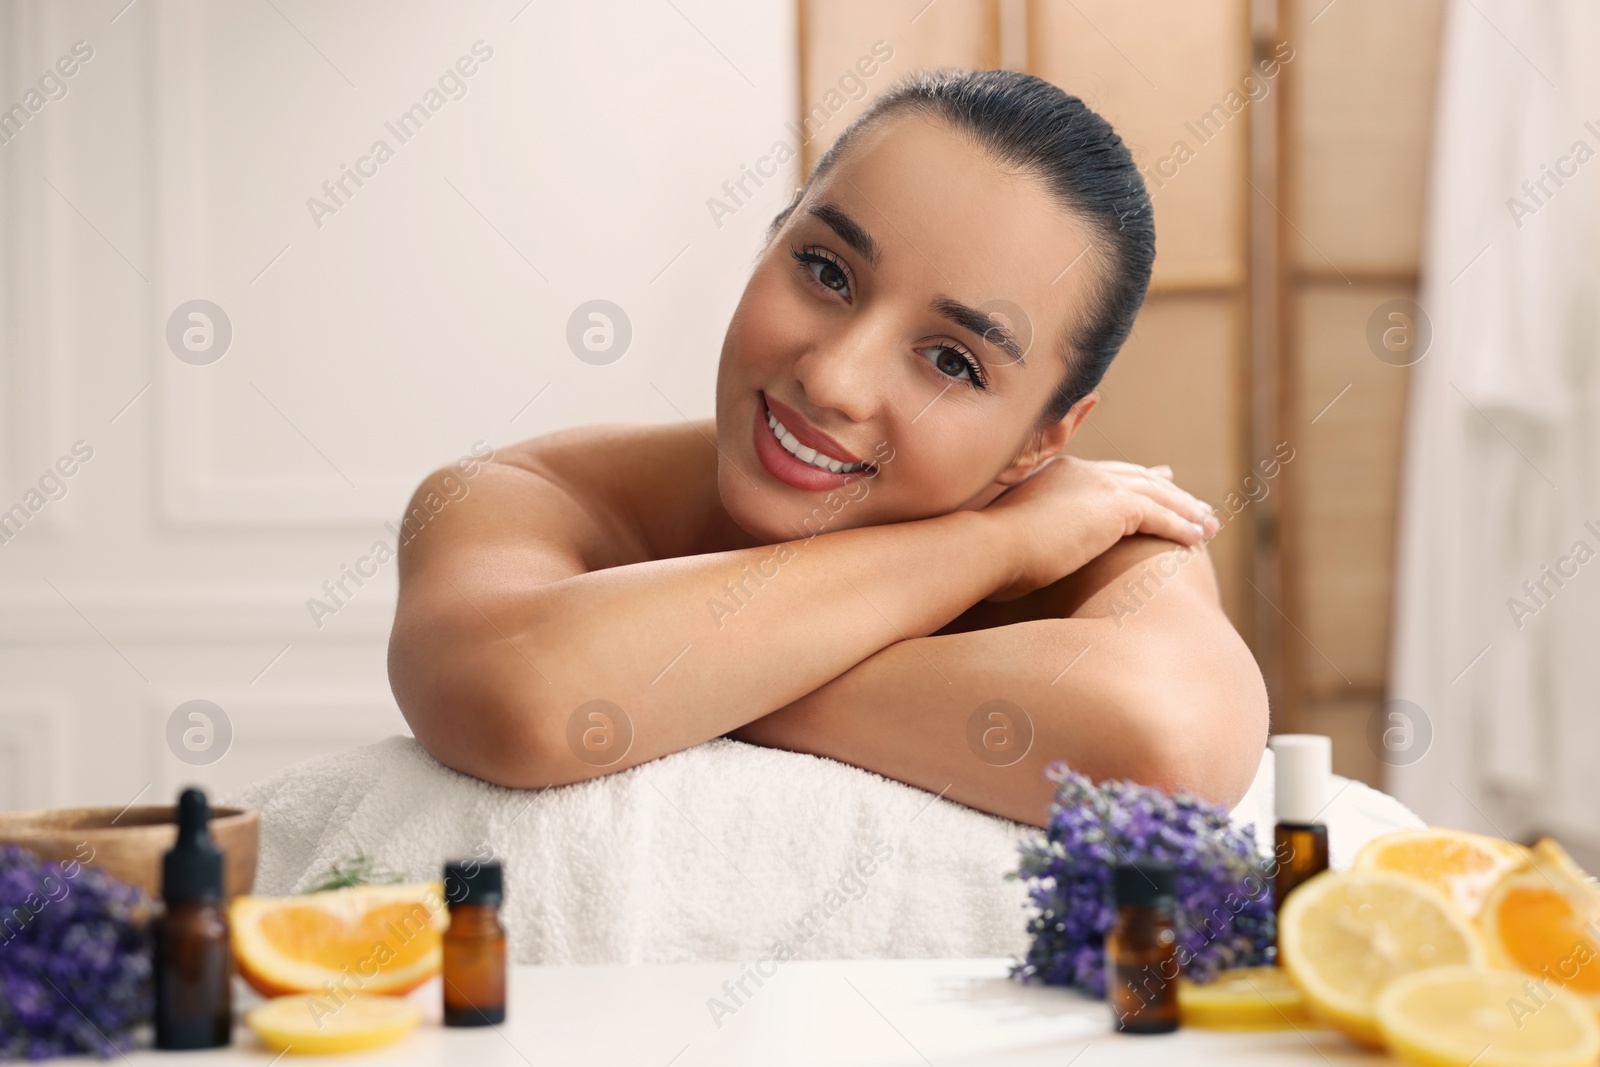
[807,200,1027,369]
[930,296,1027,368]
[807,201,881,267]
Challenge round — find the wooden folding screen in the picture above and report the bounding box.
[798,0,1446,787]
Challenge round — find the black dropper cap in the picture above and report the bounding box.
[162,787,224,904]
[1113,861,1175,908]
[444,859,503,906]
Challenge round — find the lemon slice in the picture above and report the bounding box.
[246,993,423,1055]
[1376,965,1600,1067]
[1278,869,1487,1046]
[1177,965,1312,1029]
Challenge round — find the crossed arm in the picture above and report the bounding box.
[728,534,1269,826]
[388,460,1268,829]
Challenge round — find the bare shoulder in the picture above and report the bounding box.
[457,417,722,571]
[391,417,722,630]
[494,418,712,487]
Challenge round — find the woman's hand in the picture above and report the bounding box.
[980,455,1218,602]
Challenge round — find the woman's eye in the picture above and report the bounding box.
[925,345,986,389]
[793,249,851,298]
[813,260,848,293]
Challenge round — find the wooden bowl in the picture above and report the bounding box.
[0,804,258,903]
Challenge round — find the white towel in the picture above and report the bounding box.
[225,737,1422,964]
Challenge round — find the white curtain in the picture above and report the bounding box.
[1389,0,1600,849]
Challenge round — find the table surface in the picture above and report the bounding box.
[98,958,1383,1066]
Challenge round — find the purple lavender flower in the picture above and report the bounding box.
[0,844,154,1060]
[1007,762,1276,996]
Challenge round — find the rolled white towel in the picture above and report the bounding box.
[225,736,1421,965]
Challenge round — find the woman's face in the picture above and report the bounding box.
[714,112,1104,544]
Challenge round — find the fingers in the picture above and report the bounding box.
[1095,459,1180,487]
[1120,468,1216,532]
[1133,497,1211,547]
[1095,459,1164,478]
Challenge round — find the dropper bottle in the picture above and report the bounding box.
[154,787,233,1049]
[1270,734,1332,915]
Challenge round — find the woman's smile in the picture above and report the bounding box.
[752,391,875,492]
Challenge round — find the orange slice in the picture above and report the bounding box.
[1531,836,1597,884]
[230,882,448,998]
[1278,869,1488,1047]
[1352,828,1531,919]
[1480,840,1600,1011]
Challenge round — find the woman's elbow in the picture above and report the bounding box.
[1140,670,1268,813]
[388,595,575,789]
[400,685,545,789]
[411,682,650,791]
[390,647,559,790]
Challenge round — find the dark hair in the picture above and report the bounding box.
[765,68,1154,430]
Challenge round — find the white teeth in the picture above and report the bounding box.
[767,409,865,474]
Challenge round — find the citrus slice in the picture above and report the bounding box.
[1480,846,1600,1010]
[1375,965,1600,1067]
[1278,869,1487,1047]
[246,993,422,1055]
[1352,827,1530,919]
[231,882,448,997]
[1531,837,1597,885]
[1177,965,1312,1029]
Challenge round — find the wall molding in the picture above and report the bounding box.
[151,1,416,529]
[146,686,408,805]
[0,695,71,809]
[1,1,77,544]
[0,588,398,641]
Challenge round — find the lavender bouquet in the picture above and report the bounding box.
[1007,762,1275,996]
[0,844,154,1061]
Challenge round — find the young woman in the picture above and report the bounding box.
[387,69,1268,829]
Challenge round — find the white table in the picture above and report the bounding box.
[110,958,1378,1065]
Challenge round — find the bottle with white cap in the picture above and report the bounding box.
[1269,734,1331,915]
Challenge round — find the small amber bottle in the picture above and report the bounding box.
[442,859,506,1026]
[1105,861,1181,1034]
[153,787,232,1050]
[1270,734,1332,921]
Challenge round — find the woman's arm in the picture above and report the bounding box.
[728,536,1269,827]
[391,459,1012,790]
[387,451,1215,793]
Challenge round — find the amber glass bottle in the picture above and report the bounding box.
[1269,734,1332,919]
[1105,861,1181,1034]
[442,859,506,1026]
[1273,822,1331,909]
[154,788,232,1050]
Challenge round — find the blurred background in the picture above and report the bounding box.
[3,0,1595,865]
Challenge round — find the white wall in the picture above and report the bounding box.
[0,0,797,809]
